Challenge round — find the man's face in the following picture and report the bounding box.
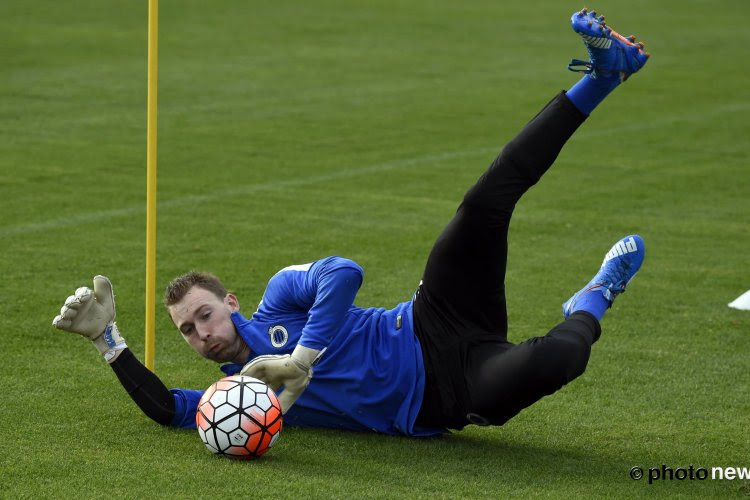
[168,286,249,363]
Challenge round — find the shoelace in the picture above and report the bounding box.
[600,258,633,301]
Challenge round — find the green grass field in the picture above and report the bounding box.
[2,0,749,497]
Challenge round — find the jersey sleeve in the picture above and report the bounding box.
[262,256,364,351]
[169,388,204,429]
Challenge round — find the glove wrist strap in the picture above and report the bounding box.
[92,323,128,363]
[291,344,325,370]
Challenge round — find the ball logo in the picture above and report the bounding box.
[268,325,289,348]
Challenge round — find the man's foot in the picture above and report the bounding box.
[568,8,650,81]
[563,235,645,320]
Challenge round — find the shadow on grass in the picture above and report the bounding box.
[251,426,635,489]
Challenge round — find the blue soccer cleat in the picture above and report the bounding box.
[563,235,645,319]
[568,8,650,81]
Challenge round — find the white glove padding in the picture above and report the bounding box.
[52,275,127,362]
[240,345,325,414]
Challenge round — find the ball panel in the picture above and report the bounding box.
[246,405,266,426]
[228,428,249,447]
[213,402,235,422]
[198,402,215,424]
[225,385,243,408]
[267,388,281,408]
[262,405,281,427]
[259,432,272,453]
[215,428,231,451]
[245,429,263,453]
[197,427,208,449]
[239,414,261,435]
[203,427,219,451]
[248,382,267,393]
[215,379,239,392]
[209,389,227,407]
[255,392,272,412]
[198,385,216,407]
[266,417,282,436]
[241,386,256,406]
[217,414,241,434]
[196,408,211,431]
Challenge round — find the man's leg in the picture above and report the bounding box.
[413,93,588,428]
[417,92,587,336]
[414,9,650,429]
[418,7,650,335]
[465,231,646,425]
[465,312,599,425]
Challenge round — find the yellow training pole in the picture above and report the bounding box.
[145,0,159,371]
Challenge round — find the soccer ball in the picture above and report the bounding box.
[196,375,283,459]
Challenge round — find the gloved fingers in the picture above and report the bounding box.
[59,303,79,320]
[52,314,71,329]
[241,365,282,391]
[54,288,89,329]
[240,355,292,391]
[240,360,264,378]
[75,286,93,301]
[64,288,91,310]
[93,276,114,312]
[240,354,291,376]
[64,294,81,308]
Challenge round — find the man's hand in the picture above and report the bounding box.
[240,345,324,414]
[52,275,127,362]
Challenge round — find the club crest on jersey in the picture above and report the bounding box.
[268,325,289,348]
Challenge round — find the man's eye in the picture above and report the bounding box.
[183,326,193,335]
[202,312,211,320]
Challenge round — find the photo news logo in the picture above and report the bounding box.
[630,464,750,485]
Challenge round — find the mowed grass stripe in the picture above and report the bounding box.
[3,99,749,238]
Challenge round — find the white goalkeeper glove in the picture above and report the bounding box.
[240,345,326,414]
[52,275,127,363]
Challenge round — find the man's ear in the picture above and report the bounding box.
[224,293,240,312]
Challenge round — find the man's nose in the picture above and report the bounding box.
[196,324,211,341]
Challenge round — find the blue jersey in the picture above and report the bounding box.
[169,256,442,437]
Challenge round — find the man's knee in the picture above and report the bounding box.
[534,334,591,383]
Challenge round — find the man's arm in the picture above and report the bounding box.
[52,276,177,426]
[242,256,364,412]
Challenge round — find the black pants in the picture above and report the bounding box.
[413,91,601,429]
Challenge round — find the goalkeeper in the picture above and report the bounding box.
[53,10,649,435]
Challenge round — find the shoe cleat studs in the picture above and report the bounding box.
[590,10,596,17]
[587,20,593,27]
[598,15,605,22]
